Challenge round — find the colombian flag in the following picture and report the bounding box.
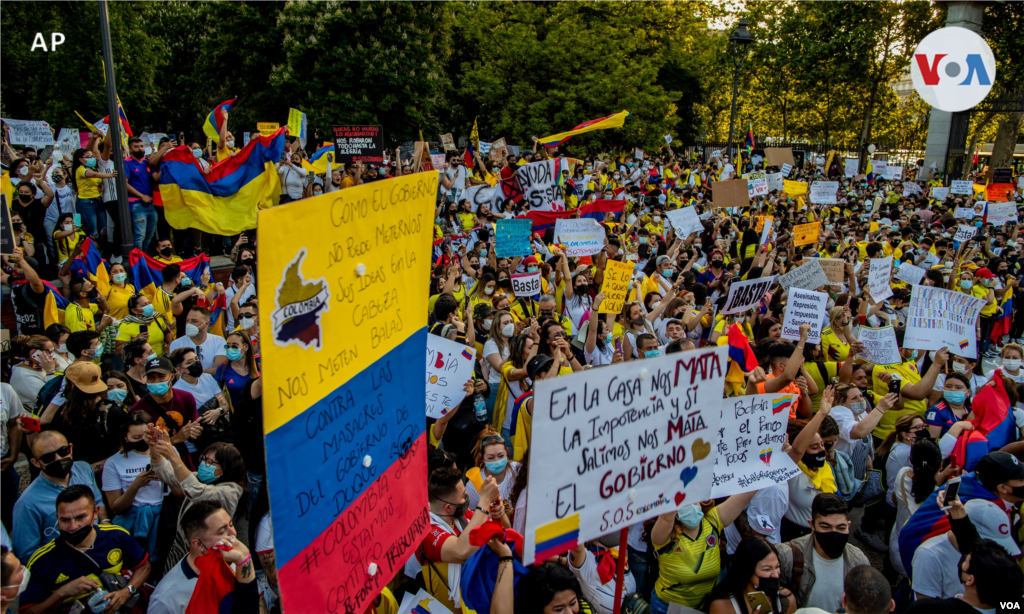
[951,370,1016,471]
[727,323,758,372]
[520,199,626,232]
[202,97,236,141]
[10,279,70,329]
[865,159,874,184]
[68,238,111,296]
[533,513,580,564]
[129,249,227,336]
[301,142,334,175]
[744,124,754,155]
[539,111,630,147]
[102,98,133,138]
[156,128,286,236]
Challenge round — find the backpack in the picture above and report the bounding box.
[35,374,65,414]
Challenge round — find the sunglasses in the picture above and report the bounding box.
[38,444,72,465]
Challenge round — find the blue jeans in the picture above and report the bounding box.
[247,471,264,515]
[650,592,670,614]
[77,198,106,240]
[113,503,162,562]
[628,545,650,600]
[132,202,158,252]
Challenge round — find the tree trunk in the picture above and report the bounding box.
[990,111,1024,170]
[964,110,997,176]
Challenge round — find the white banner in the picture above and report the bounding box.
[881,165,902,181]
[894,262,927,286]
[711,393,801,498]
[903,182,923,197]
[904,285,986,359]
[478,141,493,155]
[463,184,504,213]
[856,326,901,366]
[555,218,606,257]
[665,206,704,239]
[746,171,768,197]
[844,159,859,178]
[987,201,1018,226]
[810,181,839,205]
[954,224,978,244]
[425,335,477,419]
[53,128,78,159]
[777,259,829,293]
[523,347,727,565]
[950,180,974,195]
[931,187,950,200]
[721,276,776,316]
[781,288,828,343]
[954,207,976,220]
[519,159,565,211]
[767,172,784,193]
[1,118,53,146]
[511,271,542,297]
[868,256,894,302]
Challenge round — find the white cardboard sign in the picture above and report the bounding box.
[781,288,828,343]
[711,393,802,498]
[425,335,477,419]
[721,276,776,316]
[777,259,829,293]
[904,285,986,359]
[511,271,542,297]
[950,180,974,195]
[555,218,606,257]
[868,256,894,302]
[810,181,839,205]
[665,206,704,239]
[1,118,53,146]
[894,263,927,286]
[856,326,901,366]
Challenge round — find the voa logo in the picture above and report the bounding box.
[911,26,996,113]
[1000,602,1020,610]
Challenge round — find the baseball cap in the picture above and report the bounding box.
[975,451,1024,490]
[65,362,107,394]
[145,356,175,376]
[526,354,555,380]
[964,499,1021,556]
[656,255,673,266]
[974,267,996,279]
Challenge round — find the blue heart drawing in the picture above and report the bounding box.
[679,466,698,487]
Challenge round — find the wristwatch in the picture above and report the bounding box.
[126,585,138,597]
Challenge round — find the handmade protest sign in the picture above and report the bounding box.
[519,159,565,211]
[331,125,384,164]
[711,179,750,208]
[868,256,894,302]
[722,276,776,315]
[759,222,773,246]
[426,336,476,419]
[441,133,456,151]
[665,206,704,238]
[746,171,768,197]
[257,122,279,136]
[781,288,828,343]
[600,260,634,314]
[511,271,542,297]
[489,137,508,162]
[954,207,975,220]
[765,147,795,168]
[780,163,792,178]
[495,218,533,258]
[972,201,988,216]
[817,258,845,285]
[904,285,986,359]
[881,165,903,181]
[950,180,974,195]
[931,187,950,200]
[902,182,923,197]
[766,173,784,193]
[258,173,434,614]
[777,259,829,293]
[555,218,605,257]
[710,393,802,498]
[463,184,504,213]
[783,180,807,196]
[993,168,1012,184]
[634,148,644,160]
[810,181,839,205]
[523,346,728,565]
[53,128,78,159]
[792,222,820,247]
[894,263,927,286]
[664,134,673,144]
[987,183,1013,203]
[857,326,901,366]
[954,224,978,245]
[478,141,493,155]
[844,159,859,178]
[0,196,14,256]
[1,118,53,146]
[987,201,1017,225]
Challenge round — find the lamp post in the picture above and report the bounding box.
[724,17,754,171]
[98,0,134,259]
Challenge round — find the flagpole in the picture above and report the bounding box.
[98,0,134,260]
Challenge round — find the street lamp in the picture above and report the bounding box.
[724,17,754,171]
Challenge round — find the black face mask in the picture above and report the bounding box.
[124,439,150,453]
[131,150,145,159]
[241,258,254,267]
[814,530,849,559]
[187,362,204,378]
[18,194,32,204]
[42,456,74,479]
[86,288,99,300]
[754,575,779,600]
[802,451,827,470]
[12,222,24,232]
[498,278,511,289]
[59,523,94,547]
[1010,484,1024,500]
[160,247,173,257]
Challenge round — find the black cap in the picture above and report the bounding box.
[526,355,554,381]
[975,451,1024,492]
[145,356,175,376]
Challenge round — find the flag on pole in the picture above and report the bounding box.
[470,118,479,151]
[203,98,236,141]
[744,124,754,156]
[538,111,630,147]
[287,108,308,150]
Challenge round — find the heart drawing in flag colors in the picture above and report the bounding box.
[680,466,698,487]
[674,492,686,506]
[759,449,773,465]
[435,354,445,369]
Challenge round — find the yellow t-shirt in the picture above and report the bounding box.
[340,175,356,189]
[153,255,183,266]
[216,146,239,162]
[153,289,175,332]
[75,166,102,199]
[820,327,850,362]
[806,361,840,413]
[871,360,924,439]
[457,211,476,231]
[106,284,137,320]
[972,284,998,316]
[653,507,724,608]
[116,320,168,357]
[65,303,98,333]
[54,229,86,265]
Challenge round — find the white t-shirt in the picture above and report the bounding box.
[724,484,789,554]
[255,514,274,555]
[173,374,221,408]
[466,462,520,510]
[561,291,591,333]
[1,383,28,457]
[277,164,306,199]
[890,466,932,577]
[570,550,636,614]
[45,183,76,227]
[784,471,819,527]
[169,333,227,371]
[829,405,873,458]
[148,557,198,614]
[584,342,615,367]
[912,534,964,599]
[804,548,845,612]
[482,338,510,385]
[101,450,165,506]
[1002,368,1024,385]
[97,157,118,202]
[886,442,913,504]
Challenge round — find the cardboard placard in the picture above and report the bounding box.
[767,172,784,193]
[810,181,839,205]
[781,287,828,343]
[992,167,1012,185]
[987,183,1013,202]
[950,180,974,195]
[987,201,1017,225]
[511,271,542,297]
[0,196,15,255]
[954,224,978,244]
[792,222,820,247]
[721,276,776,315]
[711,179,750,208]
[494,218,534,258]
[778,259,829,293]
[425,335,477,419]
[747,171,768,197]
[554,218,606,257]
[868,256,894,302]
[441,133,456,151]
[783,180,808,196]
[489,137,508,163]
[856,326,901,366]
[817,258,846,284]
[780,163,792,177]
[904,285,986,359]
[665,206,704,238]
[331,125,384,164]
[894,262,927,286]
[765,147,795,168]
[1,118,53,146]
[931,187,950,200]
[844,159,859,178]
[257,122,279,137]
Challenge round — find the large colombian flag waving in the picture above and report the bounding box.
[129,249,227,336]
[155,128,286,236]
[538,110,630,147]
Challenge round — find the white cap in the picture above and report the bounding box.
[965,499,1021,556]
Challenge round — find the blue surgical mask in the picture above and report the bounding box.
[485,458,509,475]
[112,273,127,284]
[960,280,972,290]
[107,388,127,404]
[943,390,967,405]
[180,277,192,287]
[84,158,97,169]
[677,504,704,529]
[527,267,538,273]
[225,347,243,361]
[662,268,674,276]
[907,350,919,361]
[605,332,613,344]
[192,148,203,158]
[148,380,170,396]
[639,238,647,244]
[196,461,218,484]
[141,304,155,317]
[92,346,104,359]
[974,221,983,228]
[644,350,660,359]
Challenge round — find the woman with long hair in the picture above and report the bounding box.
[104,370,140,408]
[494,332,539,438]
[44,323,72,371]
[708,537,795,614]
[482,310,517,419]
[214,330,259,407]
[465,427,519,527]
[877,412,930,503]
[619,301,655,360]
[820,305,854,362]
[70,141,116,242]
[48,362,128,466]
[889,438,947,577]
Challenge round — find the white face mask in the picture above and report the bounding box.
[239,317,256,330]
[483,319,493,329]
[226,140,235,148]
[1003,358,1021,371]
[63,223,73,231]
[951,361,968,374]
[484,287,494,295]
[501,323,516,337]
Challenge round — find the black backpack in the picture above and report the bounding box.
[34,374,65,414]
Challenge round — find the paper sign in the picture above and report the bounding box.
[881,165,903,181]
[710,393,802,498]
[765,147,795,168]
[425,336,477,419]
[462,184,503,213]
[950,180,974,195]
[665,206,704,239]
[781,288,828,343]
[931,187,950,200]
[0,196,15,256]
[904,285,986,359]
[992,168,1012,184]
[818,258,846,285]
[634,148,644,160]
[783,180,808,196]
[511,271,542,297]
[759,222,773,246]
[478,141,493,155]
[519,159,565,211]
[844,159,859,178]
[987,201,1017,225]
[722,276,776,315]
[780,163,793,178]
[973,201,988,216]
[778,259,829,293]
[257,122,279,136]
[664,134,673,144]
[495,218,533,258]
[868,256,894,302]
[523,346,728,565]
[711,179,750,208]
[1,118,53,146]
[810,181,839,205]
[954,224,978,244]
[767,172,784,193]
[331,125,384,164]
[441,133,456,151]
[489,137,508,163]
[987,183,1013,203]
[856,326,901,366]
[894,263,927,286]
[792,222,820,247]
[903,182,924,197]
[599,259,634,314]
[747,171,768,197]
[555,218,606,257]
[954,207,975,220]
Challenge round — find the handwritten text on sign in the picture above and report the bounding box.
[904,285,986,359]
[331,125,384,164]
[523,347,727,564]
[511,271,542,297]
[711,394,801,498]
[722,276,776,316]
[781,288,827,343]
[792,222,820,247]
[857,326,901,366]
[599,260,634,314]
[0,118,53,146]
[665,206,704,239]
[494,218,533,258]
[519,159,565,211]
[950,180,974,195]
[426,335,476,419]
[555,218,606,257]
[809,181,839,205]
[868,256,894,302]
[778,259,829,293]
